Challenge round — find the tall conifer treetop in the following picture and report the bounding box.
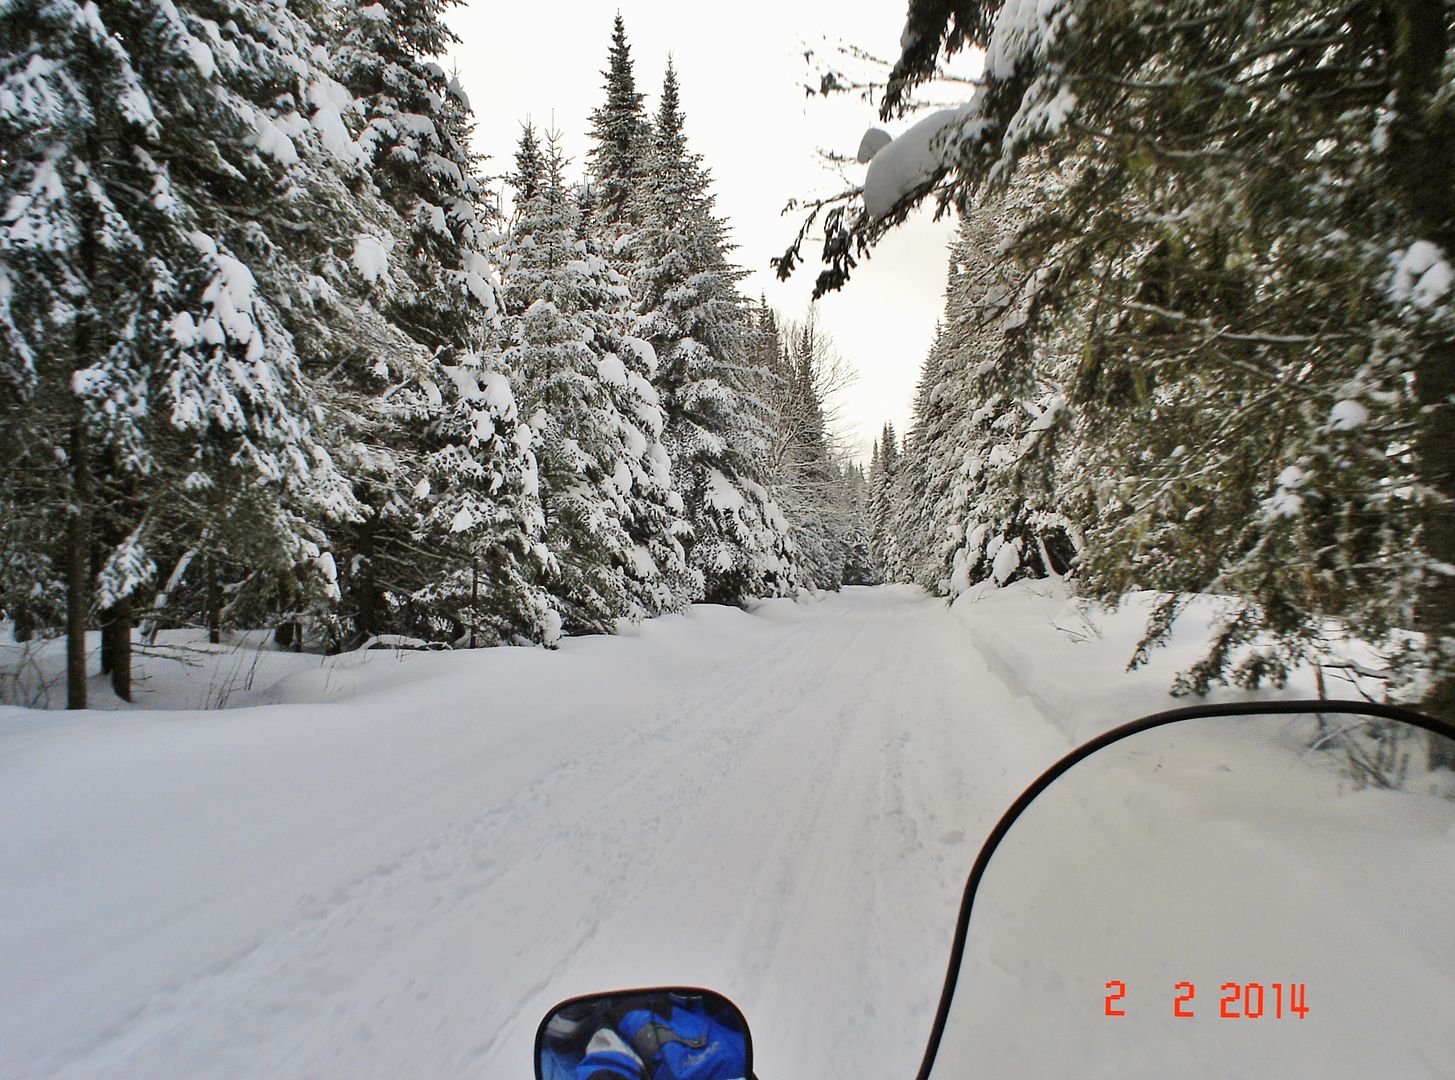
[587,13,650,229]
[631,60,798,603]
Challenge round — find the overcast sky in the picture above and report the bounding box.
[445,1,959,461]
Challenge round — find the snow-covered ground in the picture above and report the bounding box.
[0,584,1446,1079]
[946,713,1455,1078]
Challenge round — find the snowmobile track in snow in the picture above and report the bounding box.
[1,586,1069,1080]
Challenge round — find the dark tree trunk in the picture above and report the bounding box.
[66,419,91,710]
[469,557,478,649]
[273,619,302,652]
[101,596,133,701]
[206,561,222,645]
[1388,0,1455,763]
[100,605,112,675]
[68,68,104,711]
[354,513,379,644]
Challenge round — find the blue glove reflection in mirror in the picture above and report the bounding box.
[538,989,750,1080]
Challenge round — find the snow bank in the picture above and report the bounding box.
[948,580,1367,744]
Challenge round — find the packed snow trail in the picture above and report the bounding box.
[0,587,1072,1079]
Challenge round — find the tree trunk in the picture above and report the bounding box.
[355,514,379,645]
[207,560,222,645]
[142,545,199,645]
[470,556,478,649]
[101,597,133,701]
[273,618,302,652]
[1418,347,1455,765]
[1388,0,1455,762]
[66,419,91,710]
[101,598,115,676]
[68,66,105,711]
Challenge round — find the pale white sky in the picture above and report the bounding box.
[446,1,960,460]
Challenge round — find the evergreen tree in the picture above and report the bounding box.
[840,461,876,586]
[893,324,957,592]
[572,191,699,619]
[788,0,1455,721]
[906,181,1080,599]
[500,127,693,632]
[0,0,377,703]
[405,346,558,648]
[586,14,651,231]
[327,0,552,647]
[634,63,797,603]
[868,423,903,580]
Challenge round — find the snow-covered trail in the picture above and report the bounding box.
[0,586,1071,1080]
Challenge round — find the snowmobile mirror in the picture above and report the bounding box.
[536,986,752,1080]
[919,702,1455,1080]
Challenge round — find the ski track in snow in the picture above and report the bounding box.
[1,587,1071,1080]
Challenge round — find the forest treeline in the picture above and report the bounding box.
[815,0,1455,732]
[0,4,869,708]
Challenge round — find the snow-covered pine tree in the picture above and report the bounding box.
[586,14,652,234]
[867,423,903,581]
[633,63,797,604]
[0,0,380,703]
[867,436,883,576]
[499,127,693,632]
[840,460,876,586]
[326,0,553,647]
[570,182,699,619]
[915,179,1080,599]
[404,347,558,648]
[893,324,958,592]
[929,1,1439,701]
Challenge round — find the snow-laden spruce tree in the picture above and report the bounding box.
[569,184,700,621]
[586,13,652,234]
[867,423,905,582]
[907,179,1080,599]
[838,459,876,586]
[892,325,957,592]
[323,0,554,647]
[0,0,379,704]
[632,64,798,604]
[582,20,796,604]
[402,350,558,647]
[499,127,695,632]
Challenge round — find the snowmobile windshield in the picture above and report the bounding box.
[917,702,1455,1080]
